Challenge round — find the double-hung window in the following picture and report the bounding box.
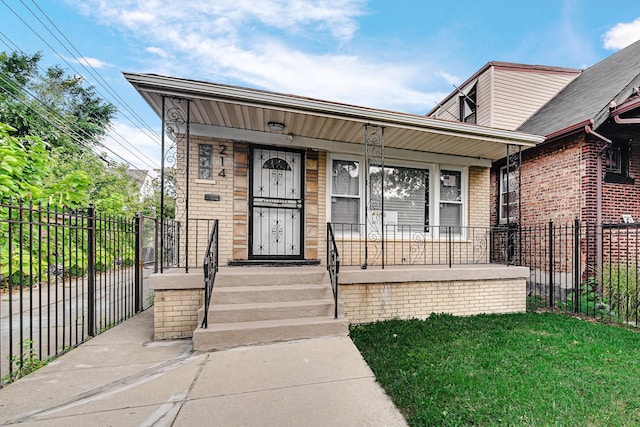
[330,159,360,225]
[439,170,462,232]
[499,166,516,223]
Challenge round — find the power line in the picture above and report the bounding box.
[0,33,159,169]
[0,70,148,169]
[24,0,160,143]
[0,0,162,168]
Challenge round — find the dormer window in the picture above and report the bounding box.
[459,84,477,124]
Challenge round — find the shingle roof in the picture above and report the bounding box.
[518,39,640,136]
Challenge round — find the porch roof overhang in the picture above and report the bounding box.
[124,72,545,167]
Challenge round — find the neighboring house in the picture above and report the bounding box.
[428,62,580,130]
[125,73,540,347]
[126,168,156,202]
[429,40,640,228]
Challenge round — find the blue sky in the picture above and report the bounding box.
[2,0,640,169]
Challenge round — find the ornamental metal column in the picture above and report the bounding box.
[364,124,385,269]
[505,143,522,264]
[161,97,191,271]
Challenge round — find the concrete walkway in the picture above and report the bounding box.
[0,309,407,426]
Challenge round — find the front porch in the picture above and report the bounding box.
[149,262,529,350]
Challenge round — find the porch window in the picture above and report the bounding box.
[369,165,429,230]
[440,170,462,230]
[499,166,516,223]
[198,144,213,179]
[331,159,360,224]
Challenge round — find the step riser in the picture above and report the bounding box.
[215,271,329,287]
[213,287,331,304]
[193,321,349,352]
[200,302,342,323]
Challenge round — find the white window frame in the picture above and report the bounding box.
[327,155,468,239]
[328,155,364,234]
[499,166,516,224]
[434,165,468,239]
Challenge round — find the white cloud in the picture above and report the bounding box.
[145,46,170,59]
[102,121,161,169]
[437,71,462,86]
[78,56,112,68]
[69,0,442,113]
[603,17,640,50]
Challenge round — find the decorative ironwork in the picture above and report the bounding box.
[201,219,219,329]
[161,96,191,271]
[364,124,385,268]
[505,144,522,265]
[472,230,489,263]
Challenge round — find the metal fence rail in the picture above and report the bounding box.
[329,223,513,268]
[0,200,146,384]
[521,221,640,327]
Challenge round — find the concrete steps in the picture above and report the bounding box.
[193,267,348,351]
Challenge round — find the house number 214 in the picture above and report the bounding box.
[218,145,227,177]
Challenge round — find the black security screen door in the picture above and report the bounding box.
[250,147,304,258]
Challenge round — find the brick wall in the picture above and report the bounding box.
[175,136,235,265]
[468,166,490,228]
[153,289,203,339]
[340,278,525,324]
[491,133,584,226]
[600,140,640,223]
[233,142,249,261]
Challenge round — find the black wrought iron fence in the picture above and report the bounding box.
[0,200,147,384]
[160,218,218,272]
[517,220,640,327]
[326,223,340,319]
[329,223,512,268]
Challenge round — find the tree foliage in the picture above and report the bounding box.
[0,51,116,155]
[0,122,49,200]
[0,51,164,215]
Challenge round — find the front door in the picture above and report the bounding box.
[250,147,304,259]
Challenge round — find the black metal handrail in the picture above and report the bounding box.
[327,223,340,319]
[201,219,219,328]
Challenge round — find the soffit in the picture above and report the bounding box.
[124,73,544,162]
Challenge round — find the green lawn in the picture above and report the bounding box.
[350,312,640,426]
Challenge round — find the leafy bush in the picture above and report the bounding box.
[603,260,640,324]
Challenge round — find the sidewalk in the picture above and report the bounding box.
[0,308,407,426]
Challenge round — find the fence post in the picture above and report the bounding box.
[448,226,453,268]
[573,219,581,313]
[135,212,142,313]
[548,220,554,308]
[87,204,96,337]
[154,217,159,274]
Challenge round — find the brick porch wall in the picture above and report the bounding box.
[153,289,203,339]
[340,279,525,324]
[338,266,528,324]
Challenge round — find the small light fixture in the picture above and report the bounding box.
[267,121,285,132]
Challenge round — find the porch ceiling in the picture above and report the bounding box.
[124,73,545,162]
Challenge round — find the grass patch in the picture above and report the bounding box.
[350,312,640,426]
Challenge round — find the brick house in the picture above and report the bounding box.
[429,39,640,228]
[428,40,640,308]
[125,73,540,348]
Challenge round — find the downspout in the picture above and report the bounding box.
[584,122,612,284]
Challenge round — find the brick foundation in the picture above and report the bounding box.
[153,289,203,339]
[338,266,527,324]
